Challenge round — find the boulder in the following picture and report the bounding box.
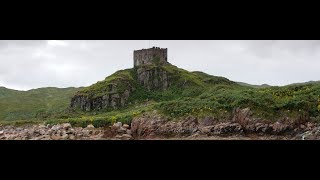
[87,124,95,129]
[69,134,76,140]
[113,122,122,128]
[121,134,133,140]
[62,123,72,130]
[61,134,69,140]
[232,108,252,126]
[51,125,62,131]
[123,124,130,129]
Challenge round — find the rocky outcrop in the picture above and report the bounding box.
[232,107,252,126]
[70,65,171,112]
[70,87,131,111]
[131,115,199,139]
[136,66,169,91]
[129,108,320,139]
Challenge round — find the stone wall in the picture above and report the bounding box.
[134,47,168,67]
[136,66,169,91]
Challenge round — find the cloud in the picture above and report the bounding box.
[0,40,319,90]
[47,40,69,47]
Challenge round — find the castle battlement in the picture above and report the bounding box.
[134,47,168,67]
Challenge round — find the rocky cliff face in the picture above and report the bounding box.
[136,66,169,91]
[70,89,131,111]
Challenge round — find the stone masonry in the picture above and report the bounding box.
[134,47,168,67]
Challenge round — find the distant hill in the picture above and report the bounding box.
[0,87,81,121]
[237,80,320,88]
[287,80,320,86]
[236,82,271,88]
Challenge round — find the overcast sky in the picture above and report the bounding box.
[0,40,319,90]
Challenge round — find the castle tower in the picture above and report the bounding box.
[134,47,168,67]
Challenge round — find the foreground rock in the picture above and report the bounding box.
[102,123,133,140]
[0,123,105,140]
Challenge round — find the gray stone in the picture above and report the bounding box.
[39,129,47,135]
[87,124,95,129]
[61,134,69,140]
[113,122,122,128]
[115,135,123,139]
[69,134,75,140]
[118,127,127,134]
[51,125,62,131]
[62,123,72,130]
[121,134,133,140]
[126,129,132,135]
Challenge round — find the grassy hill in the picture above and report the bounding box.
[0,87,81,121]
[1,64,320,127]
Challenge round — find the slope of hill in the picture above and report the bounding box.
[236,82,271,88]
[0,87,81,121]
[1,64,320,128]
[66,63,320,126]
[287,80,320,86]
[69,64,238,112]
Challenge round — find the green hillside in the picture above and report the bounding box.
[65,64,320,127]
[1,63,320,127]
[0,87,81,121]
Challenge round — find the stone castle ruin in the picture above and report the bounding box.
[134,47,169,91]
[71,47,170,111]
[134,47,168,67]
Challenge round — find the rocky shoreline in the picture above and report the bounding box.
[1,108,320,140]
[0,122,319,140]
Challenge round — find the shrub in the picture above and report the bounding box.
[92,118,112,128]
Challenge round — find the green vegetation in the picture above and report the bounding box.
[156,83,320,120]
[78,69,135,98]
[45,102,153,128]
[1,64,320,127]
[0,87,81,121]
